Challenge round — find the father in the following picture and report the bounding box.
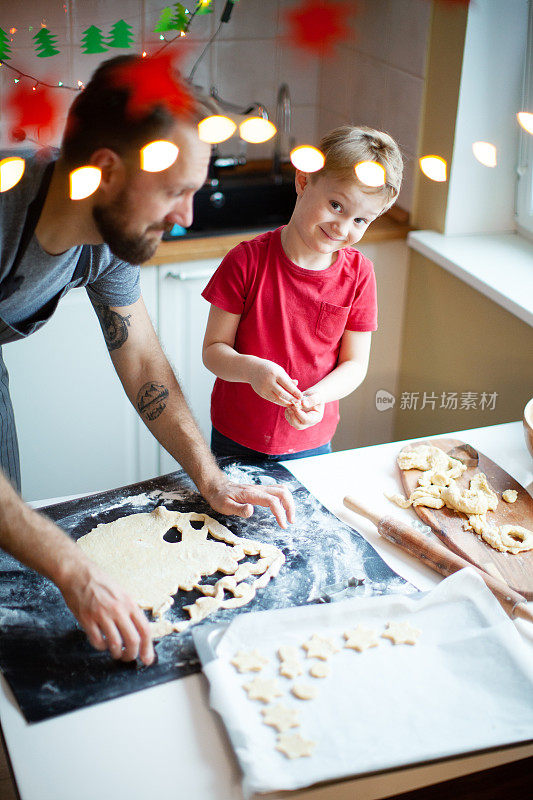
[0,55,294,666]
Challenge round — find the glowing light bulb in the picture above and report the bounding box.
[239,117,276,144]
[77,80,84,89]
[517,111,533,135]
[290,145,325,172]
[0,157,25,192]
[472,141,497,168]
[198,115,236,144]
[354,160,386,187]
[140,140,179,172]
[142,51,147,58]
[69,166,101,200]
[419,155,447,182]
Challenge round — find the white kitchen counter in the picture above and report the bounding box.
[1,422,532,800]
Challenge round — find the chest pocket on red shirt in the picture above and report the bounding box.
[315,301,350,342]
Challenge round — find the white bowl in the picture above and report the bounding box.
[523,398,533,460]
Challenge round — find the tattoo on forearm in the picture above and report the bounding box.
[95,305,131,351]
[137,382,169,422]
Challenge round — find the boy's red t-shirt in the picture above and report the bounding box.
[201,227,377,454]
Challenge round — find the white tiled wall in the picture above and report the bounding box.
[0,0,320,161]
[0,0,430,202]
[318,0,431,212]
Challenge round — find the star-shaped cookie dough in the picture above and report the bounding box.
[231,649,268,673]
[276,732,316,759]
[278,645,301,662]
[243,677,283,703]
[279,659,303,679]
[302,633,340,660]
[261,703,300,732]
[343,625,380,652]
[381,621,421,645]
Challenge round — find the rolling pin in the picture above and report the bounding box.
[343,495,533,624]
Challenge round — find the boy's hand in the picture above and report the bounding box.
[284,391,324,430]
[249,359,302,407]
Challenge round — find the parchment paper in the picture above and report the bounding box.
[199,569,533,797]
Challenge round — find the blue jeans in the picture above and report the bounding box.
[211,427,332,461]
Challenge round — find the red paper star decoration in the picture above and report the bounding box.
[6,83,59,143]
[285,0,354,56]
[111,52,194,120]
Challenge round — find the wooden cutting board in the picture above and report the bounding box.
[398,438,533,599]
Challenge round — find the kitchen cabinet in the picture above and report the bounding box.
[3,260,218,503]
[3,267,159,502]
[156,259,217,474]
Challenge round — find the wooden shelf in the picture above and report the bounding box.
[145,213,411,266]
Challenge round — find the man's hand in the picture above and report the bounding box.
[58,558,155,665]
[203,479,295,529]
[249,359,302,407]
[285,391,325,430]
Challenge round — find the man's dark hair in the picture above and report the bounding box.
[61,54,217,168]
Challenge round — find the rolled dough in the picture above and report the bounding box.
[77,506,285,638]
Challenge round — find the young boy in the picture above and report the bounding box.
[201,125,403,460]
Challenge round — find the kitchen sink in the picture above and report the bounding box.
[163,173,297,239]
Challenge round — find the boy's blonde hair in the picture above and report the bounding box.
[313,125,403,212]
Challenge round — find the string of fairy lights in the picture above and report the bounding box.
[0,0,532,197]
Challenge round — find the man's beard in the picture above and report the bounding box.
[92,191,165,264]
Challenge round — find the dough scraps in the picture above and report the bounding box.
[231,649,268,673]
[343,625,380,652]
[382,621,421,645]
[502,489,518,503]
[261,703,300,733]
[302,633,340,660]
[77,506,285,638]
[393,444,533,554]
[276,732,316,759]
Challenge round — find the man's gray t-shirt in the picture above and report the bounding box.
[0,150,141,344]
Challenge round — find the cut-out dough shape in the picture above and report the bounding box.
[382,621,421,645]
[279,660,303,679]
[302,633,340,660]
[243,677,283,703]
[276,732,316,759]
[309,662,330,678]
[278,645,301,662]
[291,683,317,700]
[261,703,300,732]
[77,507,284,637]
[343,625,380,652]
[231,649,268,673]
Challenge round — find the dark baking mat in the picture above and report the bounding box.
[0,459,416,723]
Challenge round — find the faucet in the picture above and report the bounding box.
[272,83,291,183]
